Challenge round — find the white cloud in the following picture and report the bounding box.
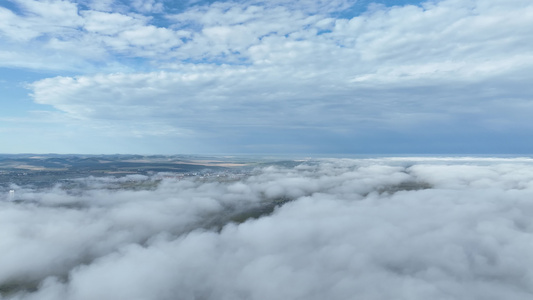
[12,0,530,138]
[2,0,532,74]
[1,0,532,152]
[0,0,188,70]
[81,10,147,35]
[3,158,533,299]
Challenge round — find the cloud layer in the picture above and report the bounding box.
[2,158,533,299]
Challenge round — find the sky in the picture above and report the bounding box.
[1,0,532,154]
[3,157,533,299]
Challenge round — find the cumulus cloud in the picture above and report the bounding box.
[0,0,188,70]
[2,0,533,152]
[14,0,533,144]
[2,158,533,299]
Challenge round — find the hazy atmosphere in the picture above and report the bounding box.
[1,0,532,154]
[2,1,533,299]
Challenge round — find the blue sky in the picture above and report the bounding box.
[1,0,532,154]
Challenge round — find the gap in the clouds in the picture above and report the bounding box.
[0,68,68,116]
[206,192,301,231]
[0,281,39,298]
[1,1,24,16]
[333,0,426,19]
[0,67,71,81]
[110,56,156,73]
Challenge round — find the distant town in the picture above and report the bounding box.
[0,154,303,196]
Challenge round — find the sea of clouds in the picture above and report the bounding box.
[2,158,533,300]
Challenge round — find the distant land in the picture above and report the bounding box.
[0,154,302,188]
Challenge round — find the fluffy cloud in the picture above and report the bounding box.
[2,0,533,152]
[0,0,187,70]
[0,0,82,42]
[0,0,352,68]
[2,158,533,299]
[18,0,533,140]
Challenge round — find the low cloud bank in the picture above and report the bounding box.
[2,158,533,299]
